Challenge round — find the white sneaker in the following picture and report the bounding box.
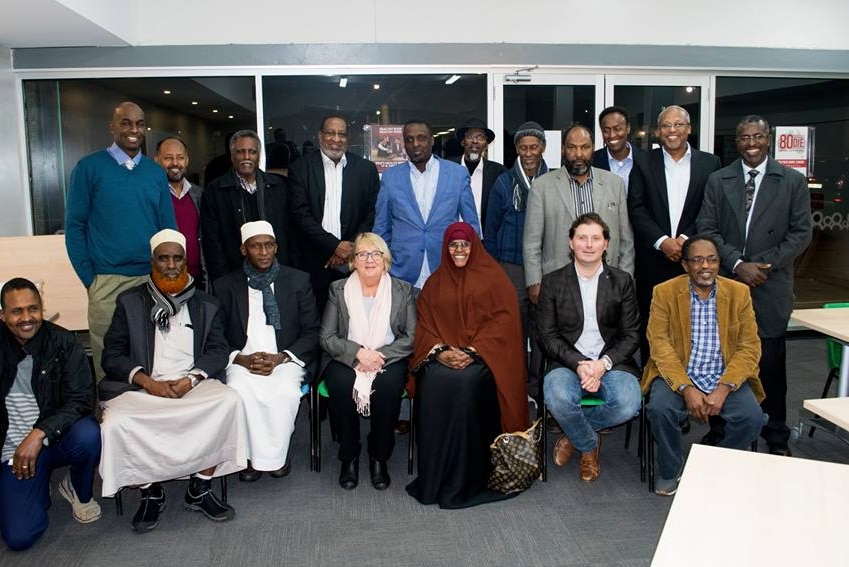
[58,473,102,524]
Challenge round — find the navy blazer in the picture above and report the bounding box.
[535,262,640,377]
[212,265,321,381]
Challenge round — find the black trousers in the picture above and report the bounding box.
[758,336,789,445]
[324,359,408,462]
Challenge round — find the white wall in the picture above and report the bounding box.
[0,47,28,236]
[131,0,849,50]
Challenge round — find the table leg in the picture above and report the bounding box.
[838,344,849,397]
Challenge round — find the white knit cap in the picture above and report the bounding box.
[150,228,186,254]
[241,220,275,244]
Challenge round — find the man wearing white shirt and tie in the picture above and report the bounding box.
[65,101,176,381]
[698,114,812,456]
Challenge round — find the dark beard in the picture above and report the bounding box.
[152,267,190,295]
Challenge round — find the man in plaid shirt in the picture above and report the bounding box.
[641,235,765,496]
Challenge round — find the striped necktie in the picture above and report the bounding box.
[744,170,758,214]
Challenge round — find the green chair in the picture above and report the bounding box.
[315,381,415,474]
[808,302,849,438]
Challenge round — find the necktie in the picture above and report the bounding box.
[744,170,758,214]
[124,159,135,171]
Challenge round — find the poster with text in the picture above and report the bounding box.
[774,126,815,176]
[364,124,407,173]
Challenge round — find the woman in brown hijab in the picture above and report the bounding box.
[405,222,528,509]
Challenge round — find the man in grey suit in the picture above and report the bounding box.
[698,115,812,456]
[523,124,634,304]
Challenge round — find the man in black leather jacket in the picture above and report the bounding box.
[0,277,101,551]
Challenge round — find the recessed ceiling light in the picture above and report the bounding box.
[376,110,381,115]
[373,84,380,90]
[146,127,151,131]
[191,101,198,105]
[685,86,695,93]
[163,90,171,94]
[339,78,348,88]
[445,75,461,85]
[212,109,218,113]
[228,115,234,119]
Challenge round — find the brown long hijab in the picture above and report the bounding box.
[412,222,528,433]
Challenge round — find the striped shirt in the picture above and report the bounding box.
[2,356,39,462]
[569,169,595,216]
[686,283,725,393]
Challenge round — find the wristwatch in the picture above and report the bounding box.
[189,375,201,389]
[601,355,613,371]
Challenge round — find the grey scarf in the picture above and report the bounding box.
[243,259,281,330]
[147,276,196,332]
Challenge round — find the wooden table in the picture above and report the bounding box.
[804,398,849,431]
[652,444,849,567]
[791,308,849,396]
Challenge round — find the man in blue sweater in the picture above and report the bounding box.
[65,101,176,380]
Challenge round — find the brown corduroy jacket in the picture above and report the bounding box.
[641,274,765,402]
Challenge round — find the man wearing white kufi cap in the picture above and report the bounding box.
[98,229,248,533]
[213,221,319,482]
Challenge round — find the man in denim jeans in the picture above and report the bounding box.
[536,213,641,482]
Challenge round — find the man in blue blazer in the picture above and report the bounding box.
[374,120,480,289]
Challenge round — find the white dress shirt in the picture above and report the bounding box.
[655,143,692,250]
[320,150,346,239]
[410,156,440,289]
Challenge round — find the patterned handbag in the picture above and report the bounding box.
[487,418,543,494]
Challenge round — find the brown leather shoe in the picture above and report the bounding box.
[553,434,575,467]
[579,437,601,482]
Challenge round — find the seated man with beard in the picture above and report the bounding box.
[99,229,247,533]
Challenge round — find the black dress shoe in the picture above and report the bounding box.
[239,466,262,483]
[339,459,359,490]
[369,458,391,490]
[269,452,292,478]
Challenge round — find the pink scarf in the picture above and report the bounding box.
[343,271,392,415]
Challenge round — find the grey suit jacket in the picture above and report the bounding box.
[319,276,417,373]
[522,166,634,287]
[698,157,812,337]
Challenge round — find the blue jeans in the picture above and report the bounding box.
[544,367,641,453]
[0,416,101,551]
[646,379,763,481]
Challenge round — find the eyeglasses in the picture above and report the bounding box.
[321,130,348,139]
[736,133,768,143]
[684,256,720,266]
[355,250,383,261]
[448,241,471,251]
[659,122,689,131]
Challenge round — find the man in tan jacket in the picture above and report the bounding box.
[642,234,764,496]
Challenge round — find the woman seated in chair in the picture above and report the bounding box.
[320,232,416,491]
[406,222,528,509]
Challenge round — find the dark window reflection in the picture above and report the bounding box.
[24,77,256,235]
[716,77,849,306]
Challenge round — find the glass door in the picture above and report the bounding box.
[492,72,604,168]
[604,74,711,153]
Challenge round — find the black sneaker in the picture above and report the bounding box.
[184,478,235,522]
[132,483,166,533]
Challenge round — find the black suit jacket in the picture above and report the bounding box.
[449,157,506,233]
[287,151,380,270]
[201,169,291,282]
[627,146,721,289]
[212,266,321,381]
[99,285,230,400]
[698,157,812,337]
[535,262,640,377]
